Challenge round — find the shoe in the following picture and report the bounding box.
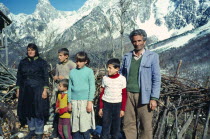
[24,130,36,139]
[36,134,43,139]
[49,129,58,139]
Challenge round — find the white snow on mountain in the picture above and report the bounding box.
[151,21,210,53]
[0,0,209,49]
[1,0,209,84]
[46,0,100,34]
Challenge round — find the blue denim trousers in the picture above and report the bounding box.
[27,117,44,134]
[73,130,90,139]
[101,101,121,139]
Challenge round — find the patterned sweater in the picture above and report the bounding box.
[99,73,127,111]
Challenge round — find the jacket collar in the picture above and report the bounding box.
[28,56,39,61]
[125,49,152,57]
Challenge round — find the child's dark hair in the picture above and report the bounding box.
[107,58,120,69]
[75,51,90,65]
[58,48,69,56]
[59,79,69,89]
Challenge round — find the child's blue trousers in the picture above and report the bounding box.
[101,101,121,139]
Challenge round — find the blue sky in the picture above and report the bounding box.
[0,0,87,14]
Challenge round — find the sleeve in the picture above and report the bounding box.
[69,61,76,69]
[59,107,68,115]
[99,87,105,109]
[101,76,105,88]
[151,53,161,100]
[67,72,72,103]
[88,69,96,101]
[119,56,127,77]
[56,98,59,108]
[43,60,49,88]
[16,60,23,88]
[55,64,59,76]
[121,88,127,111]
[121,77,127,111]
[151,97,159,100]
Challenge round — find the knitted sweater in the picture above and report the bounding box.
[99,74,127,111]
[55,60,76,79]
[68,66,96,102]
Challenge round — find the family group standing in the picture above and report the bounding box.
[16,29,161,139]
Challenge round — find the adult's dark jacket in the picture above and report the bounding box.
[16,57,49,125]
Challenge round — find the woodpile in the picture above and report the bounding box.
[0,61,18,138]
[153,75,210,139]
[0,61,210,138]
[0,61,17,107]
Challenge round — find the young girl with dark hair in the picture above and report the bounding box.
[67,51,95,139]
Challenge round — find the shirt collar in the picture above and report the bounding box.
[133,49,145,58]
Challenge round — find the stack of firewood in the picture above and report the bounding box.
[0,61,17,105]
[1,61,210,138]
[154,75,210,139]
[159,75,210,111]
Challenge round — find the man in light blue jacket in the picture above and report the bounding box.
[120,29,161,139]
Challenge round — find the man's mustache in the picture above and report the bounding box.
[134,45,145,51]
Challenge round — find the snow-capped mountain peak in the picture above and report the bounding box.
[38,0,51,4]
[0,3,10,15]
[1,0,210,53]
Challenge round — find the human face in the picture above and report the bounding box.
[58,52,68,63]
[27,48,36,58]
[76,61,87,69]
[107,64,119,76]
[131,35,146,51]
[58,83,67,92]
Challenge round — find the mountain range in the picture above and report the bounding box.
[0,0,210,85]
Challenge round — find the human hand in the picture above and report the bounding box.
[68,103,72,112]
[99,87,103,93]
[58,76,64,80]
[149,100,157,110]
[86,101,92,112]
[53,76,58,81]
[120,110,125,117]
[98,109,103,117]
[42,89,48,99]
[55,108,59,113]
[16,89,19,98]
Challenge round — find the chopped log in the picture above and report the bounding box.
[193,108,201,139]
[202,103,210,139]
[177,111,194,139]
[157,97,169,139]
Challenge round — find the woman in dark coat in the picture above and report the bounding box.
[16,43,49,139]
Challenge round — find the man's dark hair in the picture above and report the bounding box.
[107,58,120,69]
[59,79,69,89]
[58,48,69,56]
[27,43,39,57]
[129,29,147,41]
